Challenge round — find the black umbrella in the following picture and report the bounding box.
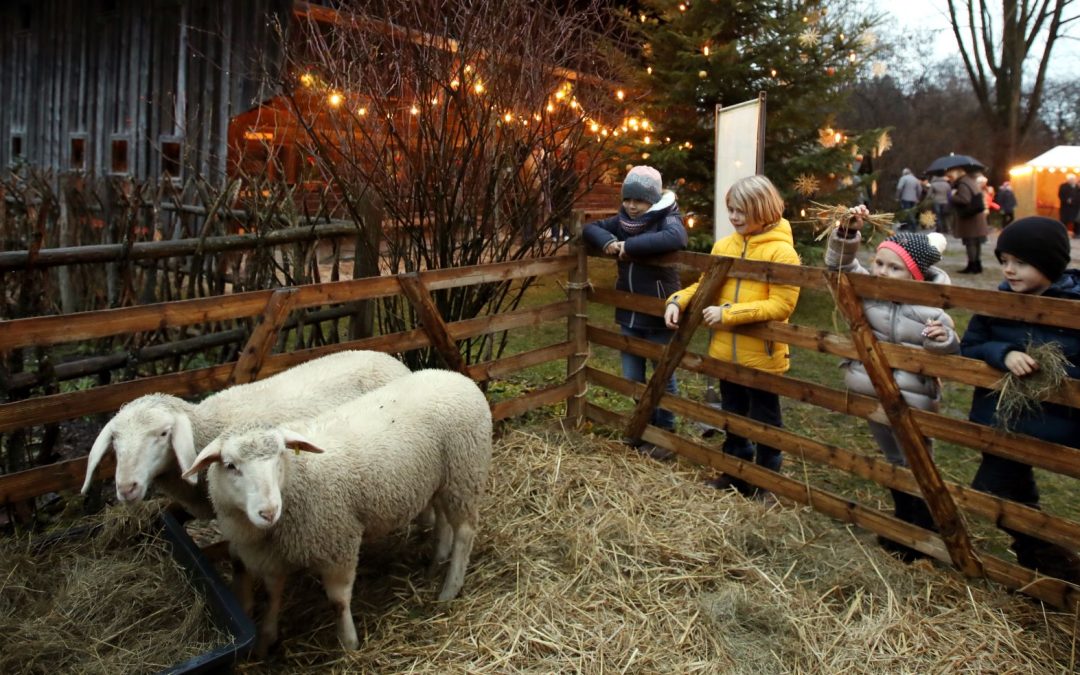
[925,154,986,176]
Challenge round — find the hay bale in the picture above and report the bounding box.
[244,425,1077,672]
[0,501,231,674]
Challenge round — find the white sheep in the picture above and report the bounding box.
[183,369,492,652]
[80,350,412,518]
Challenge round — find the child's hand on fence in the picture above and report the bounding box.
[1004,350,1040,377]
[702,305,725,327]
[664,303,680,329]
[922,319,949,342]
[603,241,626,258]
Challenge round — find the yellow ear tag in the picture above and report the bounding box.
[294,446,301,456]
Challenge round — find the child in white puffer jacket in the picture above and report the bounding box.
[825,205,960,561]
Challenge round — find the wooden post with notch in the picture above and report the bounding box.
[832,272,983,577]
[229,288,298,385]
[565,212,589,426]
[624,256,734,442]
[398,271,468,374]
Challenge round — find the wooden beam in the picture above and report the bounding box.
[467,342,574,383]
[0,255,575,352]
[585,402,1080,610]
[624,256,733,442]
[588,324,1080,480]
[829,274,982,574]
[0,453,115,504]
[565,217,589,426]
[491,381,577,422]
[589,366,1080,551]
[397,271,467,374]
[229,288,299,385]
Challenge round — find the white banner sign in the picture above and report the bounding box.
[714,95,766,240]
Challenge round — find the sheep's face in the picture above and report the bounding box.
[214,431,288,529]
[111,405,185,503]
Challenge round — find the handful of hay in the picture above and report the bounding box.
[993,341,1071,432]
[802,202,895,242]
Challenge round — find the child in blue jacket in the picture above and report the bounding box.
[583,166,688,459]
[961,216,1080,582]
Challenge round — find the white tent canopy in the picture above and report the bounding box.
[1021,145,1080,171]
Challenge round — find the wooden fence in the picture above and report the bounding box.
[1,238,1078,610]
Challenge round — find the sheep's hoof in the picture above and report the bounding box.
[254,631,278,659]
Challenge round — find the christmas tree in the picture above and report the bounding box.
[623,0,886,232]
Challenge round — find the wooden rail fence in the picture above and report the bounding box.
[1,239,1078,610]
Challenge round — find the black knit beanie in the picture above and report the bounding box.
[995,216,1071,282]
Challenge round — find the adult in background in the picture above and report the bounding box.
[927,173,952,234]
[1060,173,1080,238]
[896,168,923,231]
[948,167,988,274]
[996,181,1016,227]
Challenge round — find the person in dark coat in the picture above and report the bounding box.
[1059,174,1080,238]
[996,181,1017,227]
[583,165,688,459]
[961,216,1080,583]
[947,167,988,274]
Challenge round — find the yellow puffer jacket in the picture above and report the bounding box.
[667,219,801,373]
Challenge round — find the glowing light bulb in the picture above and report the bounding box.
[357,106,367,116]
[679,3,687,11]
[473,82,485,94]
[616,89,625,101]
[647,66,653,75]
[503,112,513,123]
[327,92,343,107]
[410,105,419,115]
[644,136,651,144]
[687,216,696,228]
[547,103,554,112]
[300,73,314,87]
[703,45,710,56]
[555,90,566,100]
[464,65,473,73]
[590,122,600,132]
[450,78,460,90]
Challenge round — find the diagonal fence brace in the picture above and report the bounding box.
[398,271,468,374]
[624,256,734,442]
[831,271,983,577]
[229,287,298,385]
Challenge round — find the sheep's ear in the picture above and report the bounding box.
[81,419,115,494]
[182,439,223,480]
[281,429,325,454]
[170,412,199,484]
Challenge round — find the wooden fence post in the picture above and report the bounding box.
[624,256,734,443]
[832,272,984,577]
[228,288,298,385]
[565,212,589,426]
[398,271,468,374]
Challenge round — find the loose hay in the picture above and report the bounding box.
[247,426,1078,673]
[993,341,1071,432]
[0,501,231,674]
[802,202,895,242]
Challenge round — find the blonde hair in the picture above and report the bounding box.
[725,175,784,228]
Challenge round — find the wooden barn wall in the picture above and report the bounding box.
[0,0,290,184]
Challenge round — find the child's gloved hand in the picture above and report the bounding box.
[922,319,949,342]
[603,240,625,257]
[1004,351,1040,377]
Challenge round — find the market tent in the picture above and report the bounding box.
[1008,146,1080,220]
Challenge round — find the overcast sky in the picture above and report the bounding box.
[886,0,1079,79]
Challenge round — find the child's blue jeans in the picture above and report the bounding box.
[620,325,678,431]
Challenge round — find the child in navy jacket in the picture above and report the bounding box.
[583,166,688,459]
[961,216,1080,582]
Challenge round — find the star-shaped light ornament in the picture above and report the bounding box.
[798,26,821,48]
[919,210,938,229]
[794,174,820,196]
[859,31,877,49]
[876,131,892,156]
[871,61,888,78]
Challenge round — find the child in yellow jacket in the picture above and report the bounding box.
[664,175,801,496]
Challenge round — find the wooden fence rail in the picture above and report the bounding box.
[3,242,1078,611]
[585,248,1080,609]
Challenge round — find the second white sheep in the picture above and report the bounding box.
[184,368,492,652]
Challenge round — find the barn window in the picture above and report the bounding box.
[10,134,23,160]
[110,137,129,174]
[160,137,182,179]
[70,135,87,170]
